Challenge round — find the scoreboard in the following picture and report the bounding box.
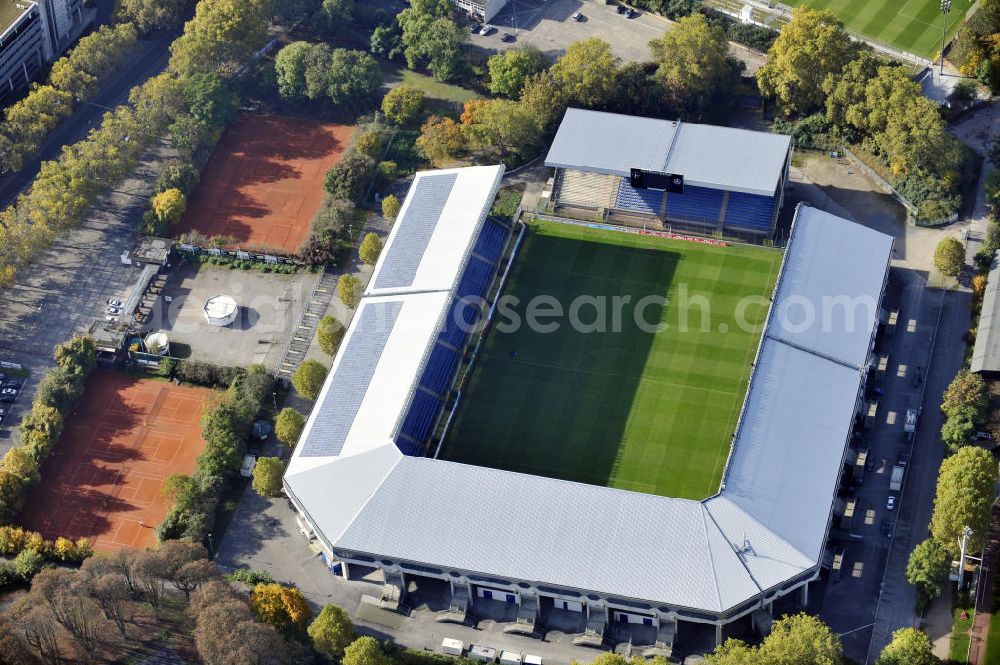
[629,168,684,193]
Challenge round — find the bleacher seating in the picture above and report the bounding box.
[723,192,776,232]
[614,179,663,215]
[664,185,724,225]
[394,218,513,455]
[556,169,618,208]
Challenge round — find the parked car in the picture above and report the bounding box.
[571,11,583,20]
[107,298,122,307]
[479,24,495,35]
[501,32,515,42]
[106,306,122,316]
[886,495,896,511]
[1,380,20,390]
[469,22,480,33]
[616,4,627,13]
[624,7,636,17]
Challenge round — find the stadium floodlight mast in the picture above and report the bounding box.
[941,0,953,76]
[958,525,972,589]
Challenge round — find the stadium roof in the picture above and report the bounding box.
[285,185,892,618]
[972,253,1000,373]
[766,206,893,369]
[366,165,505,297]
[544,109,792,197]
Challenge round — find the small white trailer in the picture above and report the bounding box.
[441,639,464,657]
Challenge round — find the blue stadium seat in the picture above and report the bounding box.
[664,185,724,225]
[614,180,664,214]
[723,192,776,232]
[419,343,462,397]
[472,220,510,265]
[397,389,443,450]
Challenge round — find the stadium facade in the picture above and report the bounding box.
[544,108,793,240]
[284,163,893,650]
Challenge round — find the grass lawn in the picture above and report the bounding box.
[780,0,973,59]
[952,589,975,663]
[440,221,781,500]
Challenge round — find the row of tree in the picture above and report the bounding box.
[275,42,383,111]
[0,23,138,174]
[759,9,969,221]
[0,336,96,525]
[157,365,274,542]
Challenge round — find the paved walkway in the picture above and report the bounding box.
[969,503,1000,665]
[926,584,955,660]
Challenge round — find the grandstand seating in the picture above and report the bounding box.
[614,179,664,215]
[664,185,724,226]
[556,169,618,208]
[722,192,776,233]
[394,218,512,455]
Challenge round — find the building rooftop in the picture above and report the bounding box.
[129,237,173,266]
[285,173,893,616]
[0,0,32,36]
[544,108,792,197]
[973,253,1000,373]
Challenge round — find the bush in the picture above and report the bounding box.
[151,187,187,226]
[13,548,45,581]
[358,232,382,265]
[156,160,201,196]
[316,316,346,356]
[337,274,363,309]
[381,194,401,221]
[226,568,275,586]
[934,237,966,277]
[292,360,328,400]
[275,407,307,447]
[354,129,384,160]
[324,151,375,204]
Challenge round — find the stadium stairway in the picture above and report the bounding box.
[278,269,339,379]
[556,169,619,208]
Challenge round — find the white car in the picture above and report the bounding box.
[479,24,495,35]
[106,306,122,316]
[107,298,122,307]
[886,495,896,511]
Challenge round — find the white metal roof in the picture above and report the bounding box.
[366,165,505,297]
[972,254,1000,373]
[766,206,893,369]
[544,109,792,196]
[284,188,893,617]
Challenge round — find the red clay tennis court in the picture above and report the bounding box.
[175,113,356,254]
[20,372,217,552]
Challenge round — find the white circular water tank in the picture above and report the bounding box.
[144,331,170,356]
[203,294,239,327]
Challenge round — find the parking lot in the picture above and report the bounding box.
[150,261,320,371]
[469,0,671,62]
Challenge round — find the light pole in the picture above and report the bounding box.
[958,525,972,589]
[940,0,953,77]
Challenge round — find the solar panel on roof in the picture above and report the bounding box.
[374,173,458,289]
[300,300,403,457]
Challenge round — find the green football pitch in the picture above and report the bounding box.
[439,221,782,500]
[780,0,973,59]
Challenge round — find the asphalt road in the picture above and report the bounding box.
[0,26,178,209]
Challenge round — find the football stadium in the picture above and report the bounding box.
[284,111,894,653]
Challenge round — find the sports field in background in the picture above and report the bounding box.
[440,221,782,500]
[780,0,973,59]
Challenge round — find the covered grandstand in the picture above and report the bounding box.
[284,162,892,649]
[544,109,793,240]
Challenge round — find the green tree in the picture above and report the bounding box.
[343,636,392,665]
[316,316,345,356]
[315,0,355,37]
[756,8,857,116]
[942,370,989,422]
[942,411,977,452]
[519,72,567,136]
[705,639,758,665]
[550,37,620,109]
[308,604,355,661]
[13,548,44,580]
[905,538,951,600]
[337,274,363,309]
[292,359,329,400]
[326,49,383,109]
[487,45,548,98]
[381,194,401,220]
[324,152,374,204]
[370,24,403,61]
[415,116,465,167]
[461,99,538,160]
[354,130,383,160]
[251,457,285,498]
[151,188,187,226]
[274,41,314,101]
[381,85,425,125]
[250,581,312,632]
[168,0,274,77]
[757,613,841,665]
[934,237,965,277]
[275,408,306,448]
[876,628,939,665]
[358,232,382,265]
[119,0,191,33]
[398,4,466,82]
[930,445,998,555]
[648,13,735,118]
